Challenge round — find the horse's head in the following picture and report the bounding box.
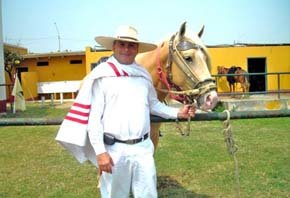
[217,66,226,74]
[158,22,218,111]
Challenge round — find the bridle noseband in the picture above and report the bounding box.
[156,34,217,104]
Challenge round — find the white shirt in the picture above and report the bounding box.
[87,56,179,155]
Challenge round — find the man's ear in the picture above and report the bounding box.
[112,41,116,50]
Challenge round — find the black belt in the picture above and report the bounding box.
[104,133,149,145]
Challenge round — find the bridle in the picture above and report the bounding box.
[156,34,217,104]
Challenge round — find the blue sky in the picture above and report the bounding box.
[2,0,290,53]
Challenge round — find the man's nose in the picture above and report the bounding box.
[123,44,130,51]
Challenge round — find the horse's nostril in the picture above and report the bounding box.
[206,95,212,103]
[204,92,219,109]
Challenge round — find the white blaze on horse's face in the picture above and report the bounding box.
[171,22,219,110]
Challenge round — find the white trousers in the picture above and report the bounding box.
[99,139,157,198]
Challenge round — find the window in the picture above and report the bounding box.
[70,60,82,64]
[37,61,49,66]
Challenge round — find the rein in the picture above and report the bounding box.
[156,46,189,102]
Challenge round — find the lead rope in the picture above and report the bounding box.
[175,108,240,197]
[175,101,196,136]
[175,117,191,136]
[223,110,240,198]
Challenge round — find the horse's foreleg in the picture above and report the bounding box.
[229,83,234,98]
[241,83,246,93]
[233,83,236,98]
[150,123,162,151]
[246,82,250,93]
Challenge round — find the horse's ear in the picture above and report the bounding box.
[179,22,187,37]
[198,25,205,37]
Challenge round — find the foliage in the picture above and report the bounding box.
[212,101,226,112]
[4,49,23,82]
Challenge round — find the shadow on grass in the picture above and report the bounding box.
[157,176,211,198]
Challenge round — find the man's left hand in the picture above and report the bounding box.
[177,104,196,119]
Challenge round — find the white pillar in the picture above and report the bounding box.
[0,0,7,114]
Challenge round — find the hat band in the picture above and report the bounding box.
[117,36,138,41]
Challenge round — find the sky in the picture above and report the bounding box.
[2,0,290,53]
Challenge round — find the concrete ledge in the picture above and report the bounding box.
[222,98,290,111]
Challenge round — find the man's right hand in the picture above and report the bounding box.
[97,152,114,174]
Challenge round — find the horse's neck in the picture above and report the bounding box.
[136,44,169,101]
[224,67,230,73]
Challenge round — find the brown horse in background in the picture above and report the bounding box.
[217,66,250,97]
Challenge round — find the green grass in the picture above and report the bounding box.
[1,102,70,119]
[1,103,290,197]
[0,126,99,198]
[156,118,290,197]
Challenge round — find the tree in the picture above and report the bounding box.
[4,49,23,83]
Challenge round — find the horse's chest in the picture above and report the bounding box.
[227,68,237,84]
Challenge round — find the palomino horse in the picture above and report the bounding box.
[136,22,219,149]
[217,66,250,97]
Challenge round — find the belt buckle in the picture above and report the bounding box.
[127,139,136,144]
[126,134,146,144]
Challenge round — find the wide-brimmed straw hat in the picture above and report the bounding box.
[95,25,157,53]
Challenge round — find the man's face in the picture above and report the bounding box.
[112,41,139,65]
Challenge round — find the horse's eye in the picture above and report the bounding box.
[184,56,193,63]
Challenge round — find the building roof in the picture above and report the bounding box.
[22,51,85,59]
[207,43,290,48]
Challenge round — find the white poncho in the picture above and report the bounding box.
[55,61,152,166]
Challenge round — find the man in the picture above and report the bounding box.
[90,25,195,197]
[56,25,195,197]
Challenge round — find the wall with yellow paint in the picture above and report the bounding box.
[19,54,86,99]
[85,47,112,73]
[17,48,112,100]
[21,55,86,82]
[208,45,290,92]
[21,72,38,100]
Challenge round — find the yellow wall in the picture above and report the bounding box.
[85,47,112,73]
[18,49,112,100]
[20,55,86,82]
[19,54,86,99]
[21,72,38,100]
[208,45,290,92]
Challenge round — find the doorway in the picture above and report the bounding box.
[247,58,266,92]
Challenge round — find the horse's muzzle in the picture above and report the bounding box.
[198,90,219,111]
